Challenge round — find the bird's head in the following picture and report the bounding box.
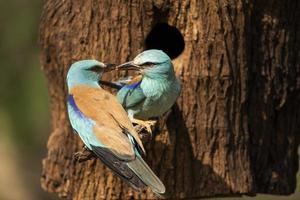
[117,50,174,79]
[67,60,115,89]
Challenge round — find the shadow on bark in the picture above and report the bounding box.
[246,0,300,194]
[143,104,233,198]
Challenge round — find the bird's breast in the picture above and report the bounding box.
[136,78,181,119]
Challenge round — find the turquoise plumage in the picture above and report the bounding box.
[116,50,181,131]
[66,60,165,195]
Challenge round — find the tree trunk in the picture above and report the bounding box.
[40,0,300,199]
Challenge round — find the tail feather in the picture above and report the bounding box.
[127,154,166,195]
[91,145,165,195]
[91,145,146,190]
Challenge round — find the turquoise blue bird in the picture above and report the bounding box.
[116,50,181,132]
[66,60,165,194]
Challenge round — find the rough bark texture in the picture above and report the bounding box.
[40,0,300,199]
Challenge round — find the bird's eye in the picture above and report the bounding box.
[141,62,154,67]
[88,65,102,72]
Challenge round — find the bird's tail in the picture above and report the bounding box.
[127,154,166,196]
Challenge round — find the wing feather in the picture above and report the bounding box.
[117,80,146,109]
[70,85,145,156]
[68,85,165,194]
[90,145,147,190]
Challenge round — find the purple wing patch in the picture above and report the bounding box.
[123,81,141,89]
[68,94,86,119]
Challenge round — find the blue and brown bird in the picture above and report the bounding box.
[116,50,181,132]
[66,60,165,194]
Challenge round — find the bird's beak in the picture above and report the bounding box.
[102,63,117,72]
[116,61,141,71]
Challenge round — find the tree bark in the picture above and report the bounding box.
[40,0,300,199]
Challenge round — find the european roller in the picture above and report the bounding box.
[116,50,181,132]
[66,60,165,194]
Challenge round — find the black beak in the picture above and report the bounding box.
[116,61,141,71]
[103,63,117,72]
[105,63,116,68]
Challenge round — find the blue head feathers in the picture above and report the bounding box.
[67,60,107,89]
[133,49,171,65]
[131,50,175,79]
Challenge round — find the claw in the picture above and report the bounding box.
[134,124,152,143]
[131,118,156,133]
[73,147,96,162]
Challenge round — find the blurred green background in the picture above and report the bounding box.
[0,0,298,200]
[0,0,55,199]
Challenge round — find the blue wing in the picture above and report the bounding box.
[67,94,96,149]
[67,95,147,189]
[117,81,146,109]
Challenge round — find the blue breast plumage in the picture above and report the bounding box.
[117,76,181,120]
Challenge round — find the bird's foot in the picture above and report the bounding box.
[134,124,152,143]
[133,119,158,143]
[73,147,96,162]
[131,118,156,133]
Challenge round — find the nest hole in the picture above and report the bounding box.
[145,23,185,59]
